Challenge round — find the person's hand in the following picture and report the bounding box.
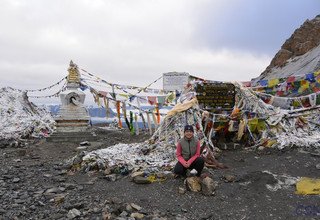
[184,161,189,168]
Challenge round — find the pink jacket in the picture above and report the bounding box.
[176,137,201,167]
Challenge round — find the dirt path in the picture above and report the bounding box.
[0,129,319,219]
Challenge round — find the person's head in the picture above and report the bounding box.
[184,125,194,139]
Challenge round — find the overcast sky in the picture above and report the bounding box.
[0,0,319,102]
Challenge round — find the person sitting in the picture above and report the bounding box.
[174,125,204,177]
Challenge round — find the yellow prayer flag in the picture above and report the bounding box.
[268,78,279,87]
[300,80,310,89]
[248,118,258,132]
[119,94,129,98]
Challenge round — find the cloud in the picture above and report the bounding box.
[192,0,320,54]
[0,0,317,104]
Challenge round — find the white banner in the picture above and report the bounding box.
[163,72,189,91]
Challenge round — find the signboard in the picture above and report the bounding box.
[195,82,235,112]
[163,72,189,91]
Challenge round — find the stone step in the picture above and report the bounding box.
[57,110,89,115]
[49,131,93,136]
[46,132,99,143]
[56,123,89,127]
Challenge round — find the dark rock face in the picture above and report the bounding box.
[262,15,320,75]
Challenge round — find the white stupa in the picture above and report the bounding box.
[54,61,90,132]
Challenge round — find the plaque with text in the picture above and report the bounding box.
[163,72,189,91]
[195,82,235,112]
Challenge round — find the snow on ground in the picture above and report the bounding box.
[82,141,176,172]
[0,87,55,142]
[263,171,300,191]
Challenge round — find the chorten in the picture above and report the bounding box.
[54,61,90,132]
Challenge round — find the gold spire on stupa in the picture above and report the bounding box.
[67,60,80,83]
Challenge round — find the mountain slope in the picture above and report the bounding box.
[252,15,320,83]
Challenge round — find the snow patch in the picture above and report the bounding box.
[0,87,55,142]
[263,171,300,191]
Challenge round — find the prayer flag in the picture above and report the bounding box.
[147,96,157,105]
[268,78,279,87]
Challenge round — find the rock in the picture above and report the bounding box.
[58,187,66,192]
[125,204,133,212]
[130,212,144,219]
[43,174,52,178]
[38,201,45,206]
[133,176,151,184]
[102,209,112,220]
[52,213,65,219]
[181,208,188,213]
[79,141,91,146]
[104,174,117,182]
[156,172,166,179]
[3,174,12,179]
[104,168,112,175]
[316,163,320,170]
[14,199,25,204]
[53,176,67,182]
[175,215,187,220]
[201,213,214,219]
[83,180,95,185]
[54,194,65,205]
[10,141,19,148]
[58,170,68,175]
[201,177,216,196]
[223,174,236,183]
[12,177,20,183]
[45,187,60,194]
[120,210,128,217]
[131,171,144,179]
[185,177,201,192]
[257,146,265,151]
[178,187,186,194]
[67,208,81,219]
[76,146,87,152]
[29,205,36,210]
[165,172,175,179]
[130,203,142,211]
[63,183,77,190]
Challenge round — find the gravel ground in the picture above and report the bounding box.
[0,128,320,220]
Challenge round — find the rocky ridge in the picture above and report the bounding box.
[254,15,320,82]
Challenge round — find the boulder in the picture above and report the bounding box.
[185,177,201,192]
[201,177,216,196]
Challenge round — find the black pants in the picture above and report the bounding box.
[174,157,205,177]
